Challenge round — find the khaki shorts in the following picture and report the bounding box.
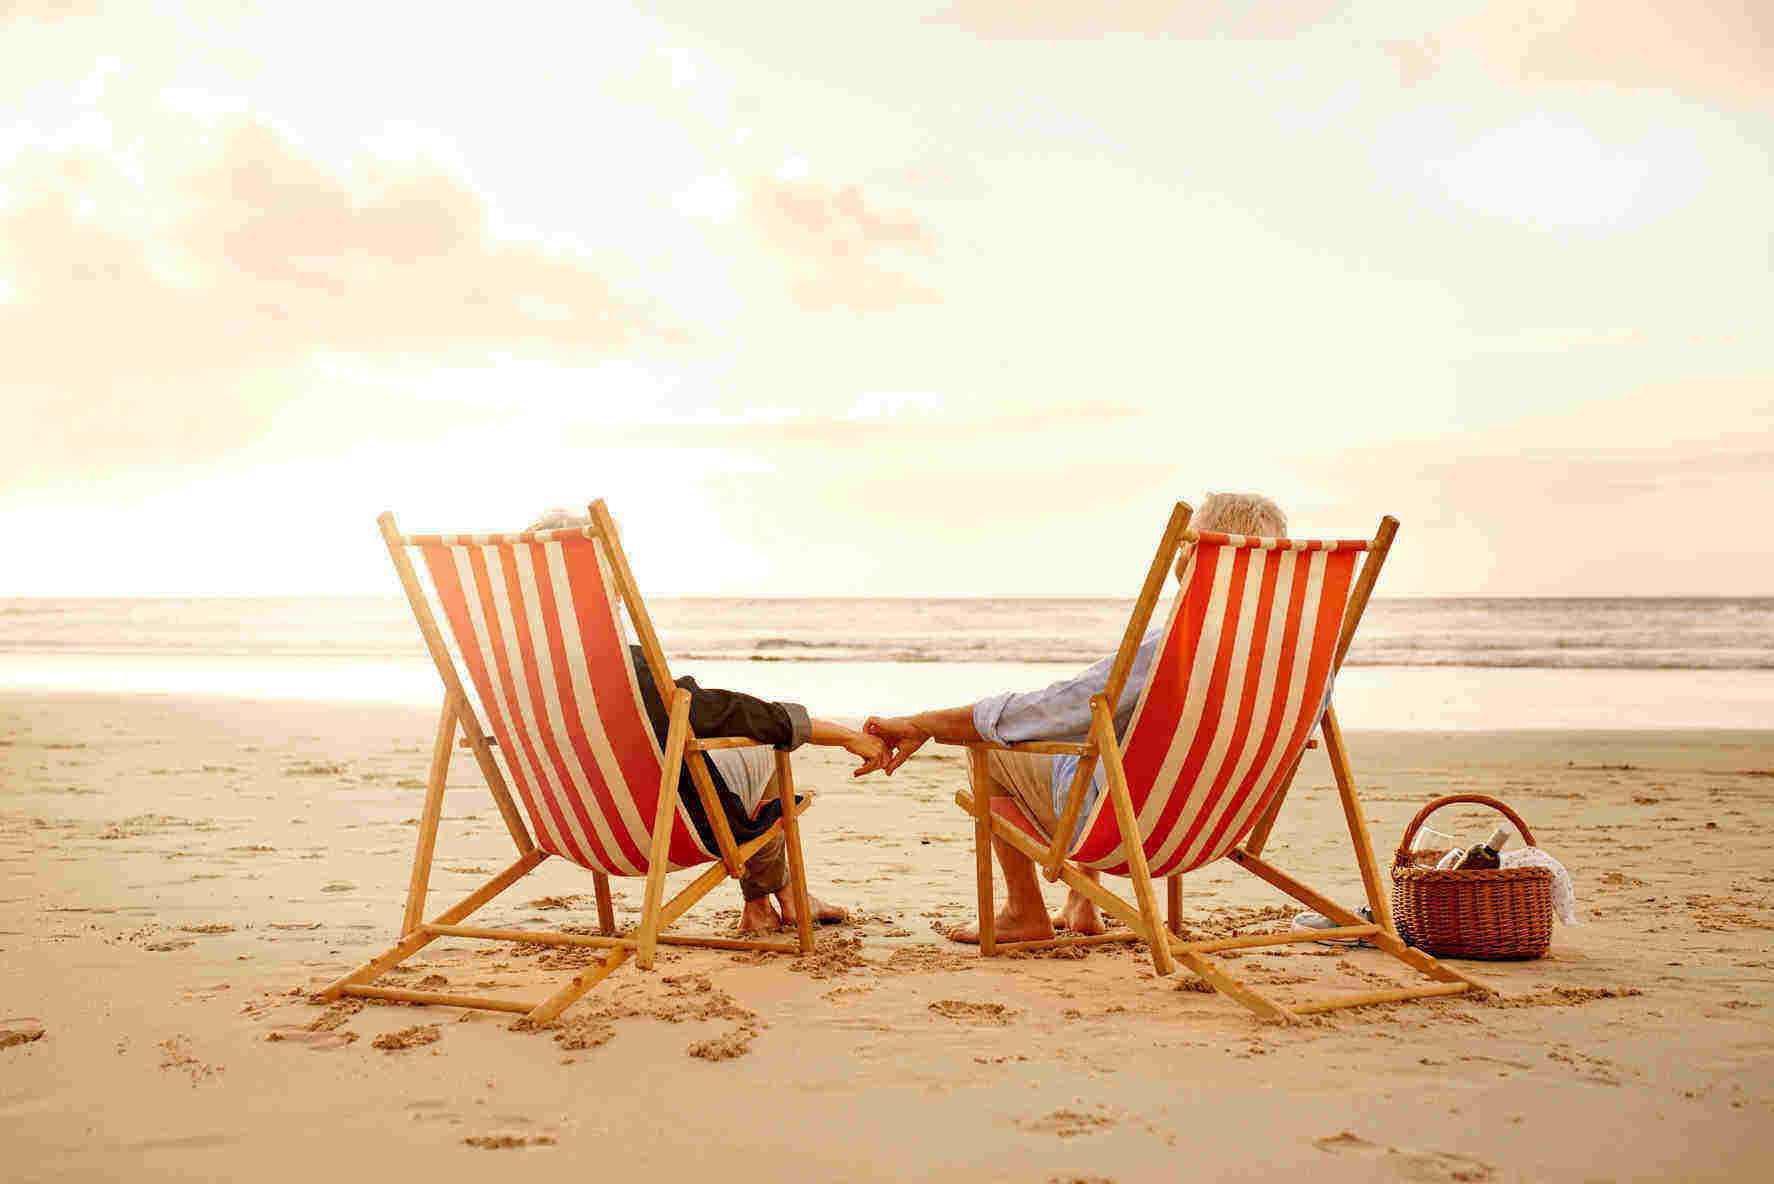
[737,769,790,901]
[968,748,1058,837]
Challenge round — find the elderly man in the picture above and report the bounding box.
[528,510,878,934]
[865,493,1287,945]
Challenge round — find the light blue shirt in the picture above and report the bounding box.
[971,627,1164,841]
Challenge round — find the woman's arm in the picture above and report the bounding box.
[809,717,890,776]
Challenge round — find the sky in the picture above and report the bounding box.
[3,1,1770,597]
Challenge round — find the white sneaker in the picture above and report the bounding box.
[1290,906,1375,946]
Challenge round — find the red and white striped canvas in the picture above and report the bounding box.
[415,530,714,876]
[996,533,1364,878]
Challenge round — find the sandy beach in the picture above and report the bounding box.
[2,689,1771,1182]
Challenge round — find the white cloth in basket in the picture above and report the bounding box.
[1428,844,1579,924]
[1502,846,1579,924]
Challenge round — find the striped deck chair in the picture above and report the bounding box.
[318,500,818,1023]
[953,504,1488,1022]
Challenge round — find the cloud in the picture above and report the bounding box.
[1,115,682,483]
[743,177,940,313]
[0,0,100,24]
[565,403,1144,450]
[935,0,1343,39]
[1461,1,1773,101]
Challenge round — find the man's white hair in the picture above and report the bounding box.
[526,506,623,540]
[1193,491,1286,537]
[527,507,589,532]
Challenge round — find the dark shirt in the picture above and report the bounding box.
[629,647,811,849]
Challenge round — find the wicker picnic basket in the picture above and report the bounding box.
[1391,794,1554,960]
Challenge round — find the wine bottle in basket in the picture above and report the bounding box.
[1455,825,1512,871]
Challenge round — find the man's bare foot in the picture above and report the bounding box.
[1054,893,1106,936]
[738,897,783,934]
[945,910,1054,945]
[780,892,847,927]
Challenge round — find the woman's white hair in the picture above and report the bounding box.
[1193,491,1286,537]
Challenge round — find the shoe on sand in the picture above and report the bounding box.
[1291,906,1375,946]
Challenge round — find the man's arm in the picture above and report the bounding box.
[865,634,1161,776]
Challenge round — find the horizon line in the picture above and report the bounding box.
[2,592,1769,602]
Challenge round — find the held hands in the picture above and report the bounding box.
[842,728,890,778]
[862,716,930,775]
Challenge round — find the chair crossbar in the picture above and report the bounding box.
[996,932,1145,952]
[974,740,1093,756]
[420,922,798,955]
[424,922,623,947]
[1291,983,1470,1016]
[339,985,536,1014]
[999,923,1380,956]
[399,526,607,547]
[1178,925,1379,954]
[1179,530,1370,552]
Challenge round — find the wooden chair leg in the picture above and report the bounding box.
[1321,705,1396,935]
[774,753,815,954]
[638,691,691,971]
[318,850,546,1001]
[1167,875,1183,937]
[968,748,996,956]
[593,872,615,935]
[1093,700,1175,976]
[528,840,756,1022]
[1173,948,1299,1024]
[402,697,456,936]
[1228,846,1489,993]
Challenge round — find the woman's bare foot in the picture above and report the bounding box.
[1054,892,1106,936]
[780,892,847,926]
[737,897,783,934]
[945,908,1054,945]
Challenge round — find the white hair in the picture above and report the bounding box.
[1193,491,1286,537]
[526,507,589,532]
[526,506,621,539]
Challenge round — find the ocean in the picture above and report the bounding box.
[3,596,1771,730]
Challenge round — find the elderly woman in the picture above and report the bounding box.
[526,509,875,934]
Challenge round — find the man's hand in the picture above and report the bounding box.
[842,729,890,777]
[863,715,930,775]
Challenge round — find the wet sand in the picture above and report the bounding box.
[2,690,1771,1181]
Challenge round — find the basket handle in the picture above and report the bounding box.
[1394,793,1537,867]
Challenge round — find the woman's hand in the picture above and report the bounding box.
[842,729,890,777]
[863,715,930,775]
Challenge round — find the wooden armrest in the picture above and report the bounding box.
[458,735,496,749]
[687,737,773,752]
[957,740,1092,757]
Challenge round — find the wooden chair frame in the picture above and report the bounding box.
[952,503,1489,1022]
[317,500,816,1023]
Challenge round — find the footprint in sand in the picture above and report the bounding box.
[928,1000,1016,1024]
[1020,1106,1118,1138]
[463,1134,557,1150]
[1312,1132,1495,1182]
[1,1018,46,1050]
[373,1024,442,1051]
[265,1028,360,1050]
